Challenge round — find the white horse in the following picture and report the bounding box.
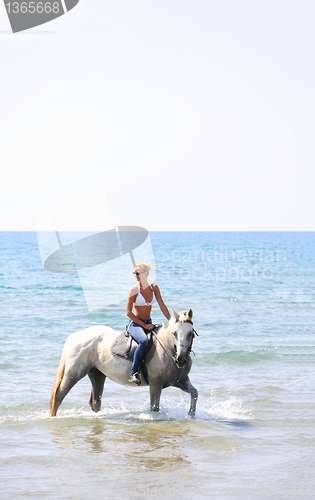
[49,308,198,417]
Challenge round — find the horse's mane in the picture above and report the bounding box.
[161,310,191,334]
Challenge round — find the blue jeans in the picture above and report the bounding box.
[127,318,152,375]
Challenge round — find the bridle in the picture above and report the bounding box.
[152,319,199,369]
[174,318,199,361]
[175,318,199,338]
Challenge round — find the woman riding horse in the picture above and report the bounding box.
[126,261,171,385]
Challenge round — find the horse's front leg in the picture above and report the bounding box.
[177,376,198,418]
[150,383,162,412]
[88,367,106,413]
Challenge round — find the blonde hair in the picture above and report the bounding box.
[135,261,152,275]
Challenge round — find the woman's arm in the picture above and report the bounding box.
[152,284,171,320]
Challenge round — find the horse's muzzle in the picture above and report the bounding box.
[175,358,186,369]
[174,345,188,368]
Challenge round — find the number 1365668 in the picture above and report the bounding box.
[5,2,61,14]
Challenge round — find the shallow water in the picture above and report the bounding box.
[1,232,315,499]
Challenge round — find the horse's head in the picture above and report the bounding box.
[170,307,198,368]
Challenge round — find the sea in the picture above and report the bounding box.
[1,231,315,500]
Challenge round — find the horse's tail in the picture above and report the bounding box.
[49,350,66,417]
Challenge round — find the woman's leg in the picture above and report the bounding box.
[128,323,149,376]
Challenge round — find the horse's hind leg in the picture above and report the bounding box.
[88,368,106,413]
[51,366,90,417]
[177,376,198,418]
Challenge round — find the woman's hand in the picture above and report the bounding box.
[145,323,155,330]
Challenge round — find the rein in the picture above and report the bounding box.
[152,319,198,369]
[151,327,178,366]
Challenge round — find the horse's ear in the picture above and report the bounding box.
[171,307,179,321]
[187,308,193,320]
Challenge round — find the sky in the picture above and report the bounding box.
[0,0,314,231]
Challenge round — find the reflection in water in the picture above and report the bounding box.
[85,421,107,454]
[48,415,194,470]
[124,421,191,470]
[44,412,255,499]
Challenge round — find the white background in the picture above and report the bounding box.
[0,0,314,231]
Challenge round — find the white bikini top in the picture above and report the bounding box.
[134,283,156,307]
